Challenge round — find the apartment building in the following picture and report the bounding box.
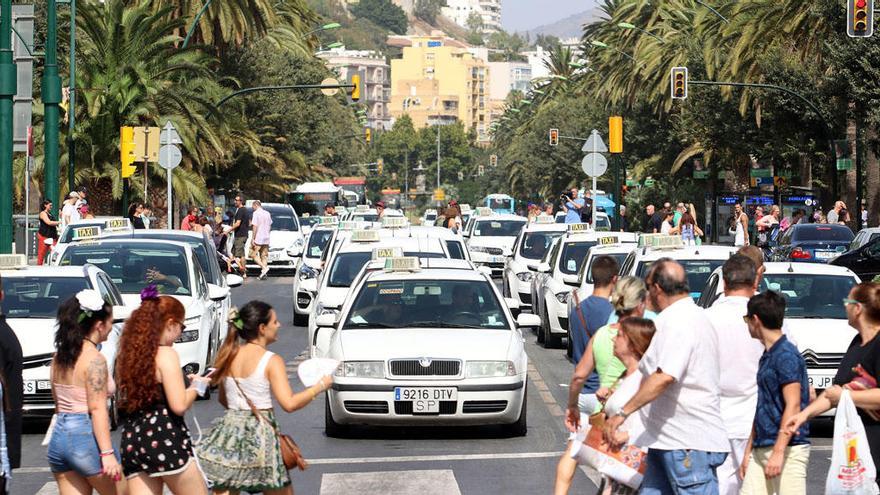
[317,46,392,130]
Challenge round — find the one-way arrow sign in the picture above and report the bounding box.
[582,129,608,153]
[160,121,183,145]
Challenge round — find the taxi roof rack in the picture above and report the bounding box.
[0,254,27,270]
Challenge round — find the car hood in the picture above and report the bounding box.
[269,230,302,248]
[8,318,57,358]
[785,318,856,355]
[120,293,202,318]
[469,236,516,253]
[338,328,513,361]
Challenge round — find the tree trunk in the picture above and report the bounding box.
[846,109,858,228]
[867,126,879,227]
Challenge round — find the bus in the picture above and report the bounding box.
[287,182,344,217]
[380,188,402,210]
[333,176,367,206]
[483,193,515,215]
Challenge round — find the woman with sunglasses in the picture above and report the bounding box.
[786,282,880,485]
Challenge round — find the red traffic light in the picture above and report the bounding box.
[849,0,874,36]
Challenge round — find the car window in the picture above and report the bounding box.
[558,241,597,275]
[1,277,91,318]
[582,253,628,284]
[473,220,526,237]
[192,253,206,298]
[760,274,855,319]
[306,230,334,259]
[352,214,379,222]
[60,243,192,296]
[265,208,299,231]
[636,259,726,300]
[344,279,508,330]
[792,226,855,242]
[445,240,466,260]
[520,231,564,261]
[328,252,373,287]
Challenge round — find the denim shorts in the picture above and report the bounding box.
[46,413,104,477]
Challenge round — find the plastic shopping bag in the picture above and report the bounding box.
[826,390,880,494]
[575,414,647,490]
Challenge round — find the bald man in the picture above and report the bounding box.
[605,259,729,494]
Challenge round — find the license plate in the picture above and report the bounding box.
[808,373,835,389]
[489,256,504,263]
[394,387,457,413]
[23,380,50,395]
[814,251,835,260]
[269,252,281,262]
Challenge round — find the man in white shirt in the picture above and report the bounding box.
[705,255,762,495]
[60,191,80,228]
[250,200,272,280]
[604,258,729,494]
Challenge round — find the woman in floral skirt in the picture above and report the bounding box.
[198,301,332,494]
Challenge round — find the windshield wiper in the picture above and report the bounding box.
[344,322,399,329]
[408,321,486,329]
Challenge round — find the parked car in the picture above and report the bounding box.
[769,223,854,263]
[830,234,880,282]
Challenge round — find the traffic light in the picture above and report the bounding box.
[478,164,485,176]
[377,157,383,174]
[848,0,874,37]
[365,127,371,144]
[609,116,623,154]
[120,126,137,178]
[671,67,688,99]
[489,154,497,167]
[549,128,559,146]
[351,73,361,101]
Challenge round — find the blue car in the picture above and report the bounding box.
[770,223,855,263]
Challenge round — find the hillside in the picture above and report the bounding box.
[522,9,600,39]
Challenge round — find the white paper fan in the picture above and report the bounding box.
[297,358,339,387]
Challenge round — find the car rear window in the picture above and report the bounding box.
[792,226,855,242]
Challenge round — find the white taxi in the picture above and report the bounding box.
[619,235,738,301]
[697,262,860,397]
[307,230,449,356]
[50,218,132,265]
[464,210,527,277]
[502,216,568,310]
[57,239,229,376]
[293,225,336,326]
[313,257,535,437]
[421,209,438,226]
[0,257,131,422]
[382,225,471,261]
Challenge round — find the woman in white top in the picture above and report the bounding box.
[659,210,674,234]
[599,317,657,495]
[197,301,333,494]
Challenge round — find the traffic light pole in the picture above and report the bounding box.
[0,0,15,252]
[43,0,62,218]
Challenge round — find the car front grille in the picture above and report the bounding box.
[462,400,508,414]
[344,400,389,414]
[24,391,54,406]
[483,247,504,256]
[802,350,844,369]
[394,401,457,415]
[487,262,505,269]
[389,359,461,377]
[520,292,532,305]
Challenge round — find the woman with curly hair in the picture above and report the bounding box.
[114,287,210,494]
[197,301,332,494]
[47,290,123,494]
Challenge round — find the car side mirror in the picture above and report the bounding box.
[207,283,230,302]
[315,313,338,328]
[516,313,542,328]
[226,274,244,288]
[537,262,551,273]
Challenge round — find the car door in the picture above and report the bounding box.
[191,254,219,362]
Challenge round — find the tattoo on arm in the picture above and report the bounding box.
[87,357,108,394]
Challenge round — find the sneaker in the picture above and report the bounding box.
[259,272,267,280]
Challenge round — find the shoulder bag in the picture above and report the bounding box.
[233,379,308,471]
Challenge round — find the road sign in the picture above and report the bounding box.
[751,177,773,187]
[433,188,445,201]
[582,130,608,153]
[837,158,853,171]
[749,168,772,178]
[159,121,183,145]
[158,145,182,170]
[321,77,340,96]
[132,126,160,162]
[774,176,787,188]
[582,153,608,177]
[693,170,709,179]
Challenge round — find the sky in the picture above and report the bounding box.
[501,0,599,33]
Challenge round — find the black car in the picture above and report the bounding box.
[830,235,880,282]
[769,224,854,263]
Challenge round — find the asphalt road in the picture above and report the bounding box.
[15,275,835,494]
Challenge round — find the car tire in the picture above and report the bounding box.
[293,311,309,327]
[537,309,547,344]
[566,327,573,359]
[503,382,527,437]
[324,395,349,438]
[546,329,563,349]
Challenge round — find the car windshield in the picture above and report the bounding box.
[473,219,525,237]
[103,233,216,283]
[446,240,466,260]
[760,274,855,319]
[595,216,611,230]
[299,216,322,228]
[60,243,192,296]
[352,214,379,222]
[559,241,597,275]
[520,231,564,260]
[329,251,444,287]
[1,277,91,318]
[60,222,105,243]
[582,253,629,284]
[264,208,298,231]
[792,226,854,242]
[636,259,726,299]
[306,230,334,259]
[343,279,508,329]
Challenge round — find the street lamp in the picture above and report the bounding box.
[590,40,640,65]
[302,22,342,38]
[617,22,665,43]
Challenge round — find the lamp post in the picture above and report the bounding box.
[590,40,639,64]
[0,0,16,251]
[43,0,62,220]
[66,0,76,193]
[617,22,665,43]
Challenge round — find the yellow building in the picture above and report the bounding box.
[389,34,490,142]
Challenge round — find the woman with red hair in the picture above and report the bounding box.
[114,286,210,494]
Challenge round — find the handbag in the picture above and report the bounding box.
[233,379,308,471]
[826,390,879,494]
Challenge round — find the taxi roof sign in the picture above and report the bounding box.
[534,215,555,224]
[381,216,408,229]
[460,204,472,212]
[372,246,404,260]
[338,220,370,231]
[650,234,684,249]
[0,254,27,270]
[597,235,620,246]
[318,216,339,225]
[351,230,381,243]
[72,226,102,240]
[355,205,370,211]
[567,223,591,234]
[104,218,131,231]
[384,256,421,272]
[638,233,661,248]
[475,206,493,217]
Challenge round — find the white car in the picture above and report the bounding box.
[57,239,230,377]
[243,202,304,272]
[49,217,132,265]
[619,235,738,301]
[382,225,471,261]
[313,256,535,437]
[307,231,449,356]
[420,209,438,226]
[1,261,131,424]
[349,208,380,223]
[532,225,611,348]
[464,214,527,276]
[697,262,860,399]
[293,225,337,326]
[502,217,568,310]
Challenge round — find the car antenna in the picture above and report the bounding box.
[787,262,794,273]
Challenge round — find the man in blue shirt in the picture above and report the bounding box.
[563,187,584,224]
[741,291,810,494]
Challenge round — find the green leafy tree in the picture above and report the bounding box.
[414,0,445,25]
[350,0,408,35]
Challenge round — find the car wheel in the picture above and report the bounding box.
[546,330,563,349]
[503,382,527,437]
[293,311,309,327]
[324,395,349,438]
[537,309,547,344]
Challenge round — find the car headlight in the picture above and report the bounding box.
[555,291,571,304]
[515,272,532,282]
[175,316,201,343]
[336,361,384,378]
[298,265,317,280]
[466,361,517,378]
